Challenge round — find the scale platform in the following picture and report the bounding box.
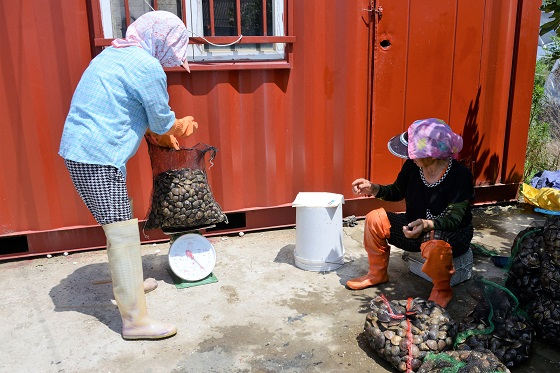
[162,224,216,239]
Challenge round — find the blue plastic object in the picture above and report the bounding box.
[534,207,560,216]
[491,256,510,268]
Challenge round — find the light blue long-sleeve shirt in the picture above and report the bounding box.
[59,46,176,176]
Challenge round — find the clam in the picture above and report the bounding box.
[384,330,395,340]
[391,335,402,346]
[426,339,438,350]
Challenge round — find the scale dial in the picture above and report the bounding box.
[168,234,216,281]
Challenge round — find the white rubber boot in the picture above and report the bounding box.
[94,278,158,293]
[103,219,177,340]
[143,278,158,294]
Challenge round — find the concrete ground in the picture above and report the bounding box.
[1,203,560,373]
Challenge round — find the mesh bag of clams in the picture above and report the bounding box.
[455,277,533,369]
[417,350,510,373]
[143,135,228,231]
[503,227,544,304]
[364,295,457,372]
[504,217,560,345]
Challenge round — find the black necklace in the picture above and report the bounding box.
[419,157,452,187]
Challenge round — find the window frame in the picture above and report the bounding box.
[88,0,295,71]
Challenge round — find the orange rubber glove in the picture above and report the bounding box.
[165,116,198,138]
[146,130,180,150]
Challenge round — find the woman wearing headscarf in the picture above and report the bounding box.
[59,11,197,340]
[346,118,474,308]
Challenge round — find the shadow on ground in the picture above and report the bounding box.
[48,252,172,335]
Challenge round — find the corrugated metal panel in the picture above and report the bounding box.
[0,0,541,259]
[134,0,373,215]
[371,0,540,187]
[503,0,541,183]
[0,1,95,235]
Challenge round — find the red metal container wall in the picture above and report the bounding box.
[126,0,373,215]
[371,0,540,188]
[0,1,372,238]
[0,0,541,258]
[0,1,94,233]
[503,1,542,184]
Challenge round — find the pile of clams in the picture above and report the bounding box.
[417,350,510,372]
[505,217,560,345]
[364,296,457,372]
[530,297,560,343]
[504,227,544,304]
[455,294,533,369]
[145,168,227,230]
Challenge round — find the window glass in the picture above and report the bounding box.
[189,0,285,62]
[157,0,183,18]
[128,0,155,22]
[101,0,183,38]
[203,0,272,36]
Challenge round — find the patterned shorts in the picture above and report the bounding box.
[64,159,132,226]
[386,212,473,257]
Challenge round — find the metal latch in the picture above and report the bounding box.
[375,6,383,20]
[363,6,383,20]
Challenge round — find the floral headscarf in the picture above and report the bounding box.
[407,118,463,159]
[111,10,189,69]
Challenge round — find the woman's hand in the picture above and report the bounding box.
[403,219,434,239]
[155,134,180,150]
[178,116,198,137]
[352,178,376,196]
[168,116,199,138]
[146,129,180,150]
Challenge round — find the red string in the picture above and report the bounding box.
[378,294,405,320]
[405,298,414,373]
[377,295,415,373]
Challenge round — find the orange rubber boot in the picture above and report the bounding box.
[346,208,391,290]
[421,240,455,308]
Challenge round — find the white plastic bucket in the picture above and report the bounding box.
[292,192,344,271]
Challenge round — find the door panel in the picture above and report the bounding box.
[370,0,524,186]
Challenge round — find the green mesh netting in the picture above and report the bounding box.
[504,217,560,345]
[418,350,509,373]
[454,277,532,369]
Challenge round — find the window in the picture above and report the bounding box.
[94,0,295,68]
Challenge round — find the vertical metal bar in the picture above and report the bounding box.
[88,0,105,55]
[181,0,187,24]
[285,0,288,33]
[236,0,242,35]
[154,0,158,10]
[124,0,131,26]
[285,0,292,64]
[262,0,267,36]
[210,0,216,36]
[366,0,377,178]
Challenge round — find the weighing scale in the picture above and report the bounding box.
[164,225,218,286]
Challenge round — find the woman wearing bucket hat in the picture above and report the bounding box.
[347,118,474,308]
[59,11,198,340]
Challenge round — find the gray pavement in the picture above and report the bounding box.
[1,203,560,372]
